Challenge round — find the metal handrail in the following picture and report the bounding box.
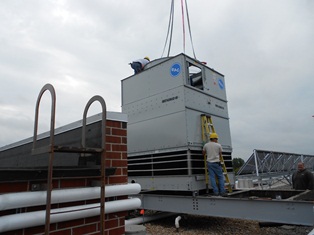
[32,84,107,235]
[82,95,107,235]
[32,83,56,235]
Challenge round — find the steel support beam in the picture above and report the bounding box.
[139,193,314,226]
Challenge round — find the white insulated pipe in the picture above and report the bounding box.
[0,183,141,211]
[175,215,182,230]
[0,198,141,233]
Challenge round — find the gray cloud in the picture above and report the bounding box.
[0,0,313,160]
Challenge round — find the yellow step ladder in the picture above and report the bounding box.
[201,114,232,193]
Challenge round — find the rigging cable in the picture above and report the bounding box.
[161,0,175,57]
[161,0,197,59]
[181,0,185,54]
[185,0,196,59]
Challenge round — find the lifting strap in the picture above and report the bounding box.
[201,114,232,193]
[161,0,197,59]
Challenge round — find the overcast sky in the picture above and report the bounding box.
[0,0,313,160]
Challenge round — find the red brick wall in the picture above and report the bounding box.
[0,119,128,235]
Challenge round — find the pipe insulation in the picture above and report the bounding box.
[175,215,182,229]
[0,183,141,211]
[0,198,141,233]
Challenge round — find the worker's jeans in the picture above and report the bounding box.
[207,161,225,195]
[130,62,142,74]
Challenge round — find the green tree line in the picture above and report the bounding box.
[232,157,245,174]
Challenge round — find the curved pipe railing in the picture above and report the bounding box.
[82,95,107,234]
[31,83,56,235]
[32,85,108,235]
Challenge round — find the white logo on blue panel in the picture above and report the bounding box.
[218,79,224,90]
[170,63,181,77]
